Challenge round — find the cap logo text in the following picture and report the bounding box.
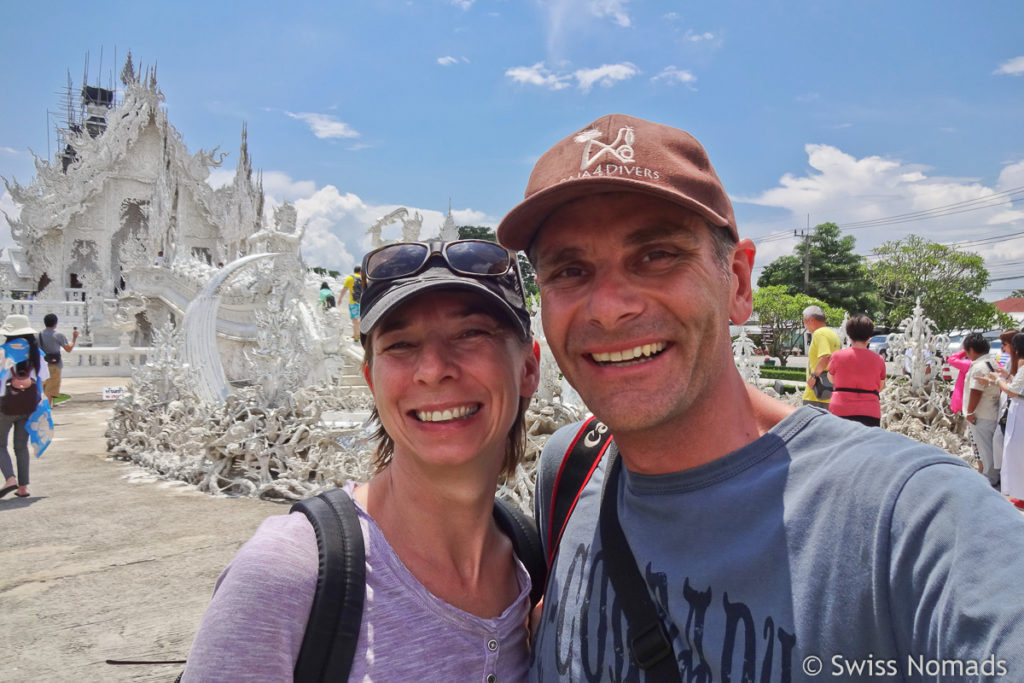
[575,126,635,170]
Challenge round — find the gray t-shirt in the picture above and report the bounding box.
[183,485,531,681]
[39,328,68,369]
[531,406,1024,681]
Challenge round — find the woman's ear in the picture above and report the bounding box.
[362,363,374,394]
[521,338,541,398]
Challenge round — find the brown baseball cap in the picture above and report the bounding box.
[496,113,737,251]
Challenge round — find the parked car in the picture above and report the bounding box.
[868,335,890,359]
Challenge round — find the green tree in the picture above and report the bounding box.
[1010,287,1024,298]
[757,222,880,316]
[868,235,1006,332]
[752,286,844,361]
[457,225,538,299]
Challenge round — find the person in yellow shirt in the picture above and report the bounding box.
[803,305,840,406]
[338,265,363,341]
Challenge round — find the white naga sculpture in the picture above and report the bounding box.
[366,207,424,248]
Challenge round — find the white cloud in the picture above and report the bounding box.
[1,147,20,156]
[507,61,638,92]
[994,56,1024,76]
[450,0,474,8]
[452,208,491,226]
[505,62,571,90]
[740,144,1024,268]
[543,0,632,57]
[574,62,638,92]
[589,0,632,27]
[438,56,458,66]
[651,66,697,88]
[685,31,715,42]
[285,112,360,139]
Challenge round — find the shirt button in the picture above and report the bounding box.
[486,675,496,683]
[487,639,498,652]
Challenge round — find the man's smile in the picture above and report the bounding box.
[589,341,667,367]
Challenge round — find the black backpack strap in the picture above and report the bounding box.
[493,498,546,607]
[600,455,682,680]
[290,488,366,683]
[543,416,613,565]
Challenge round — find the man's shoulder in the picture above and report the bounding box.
[790,409,965,475]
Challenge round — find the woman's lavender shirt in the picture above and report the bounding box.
[182,486,531,681]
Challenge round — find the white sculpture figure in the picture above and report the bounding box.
[837,311,850,348]
[400,210,423,242]
[732,327,761,385]
[366,207,409,248]
[887,297,948,392]
[181,253,278,405]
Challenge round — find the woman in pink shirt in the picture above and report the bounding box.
[946,347,972,414]
[827,315,887,427]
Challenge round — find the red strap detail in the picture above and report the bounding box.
[546,417,611,566]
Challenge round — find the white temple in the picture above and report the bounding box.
[0,54,364,389]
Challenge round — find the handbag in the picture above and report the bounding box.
[812,373,834,400]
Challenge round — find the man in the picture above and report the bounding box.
[339,265,363,341]
[963,332,1001,487]
[802,304,839,406]
[497,114,1024,681]
[39,313,78,407]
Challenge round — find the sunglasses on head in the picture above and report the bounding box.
[361,240,517,284]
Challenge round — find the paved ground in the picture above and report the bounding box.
[0,377,285,682]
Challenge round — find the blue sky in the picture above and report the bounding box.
[2,1,1022,296]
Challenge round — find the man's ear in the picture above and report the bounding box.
[728,238,755,325]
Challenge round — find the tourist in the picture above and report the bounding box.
[339,265,363,341]
[802,304,840,406]
[945,346,972,414]
[496,113,1024,680]
[0,314,49,499]
[317,280,336,309]
[826,314,886,427]
[963,332,1001,487]
[182,239,540,681]
[993,328,1020,475]
[39,313,78,408]
[996,332,1024,510]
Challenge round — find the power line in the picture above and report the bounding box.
[750,184,1024,243]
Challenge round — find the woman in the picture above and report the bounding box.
[0,314,48,499]
[826,314,886,427]
[996,332,1024,510]
[945,347,972,415]
[183,240,540,680]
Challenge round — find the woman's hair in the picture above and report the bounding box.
[320,281,330,289]
[1010,332,1024,372]
[5,333,41,377]
[845,314,874,343]
[362,313,531,479]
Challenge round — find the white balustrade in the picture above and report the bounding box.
[61,347,151,378]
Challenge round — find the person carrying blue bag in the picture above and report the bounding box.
[0,314,53,500]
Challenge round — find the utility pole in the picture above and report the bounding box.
[794,215,811,293]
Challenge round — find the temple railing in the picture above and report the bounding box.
[60,346,151,378]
